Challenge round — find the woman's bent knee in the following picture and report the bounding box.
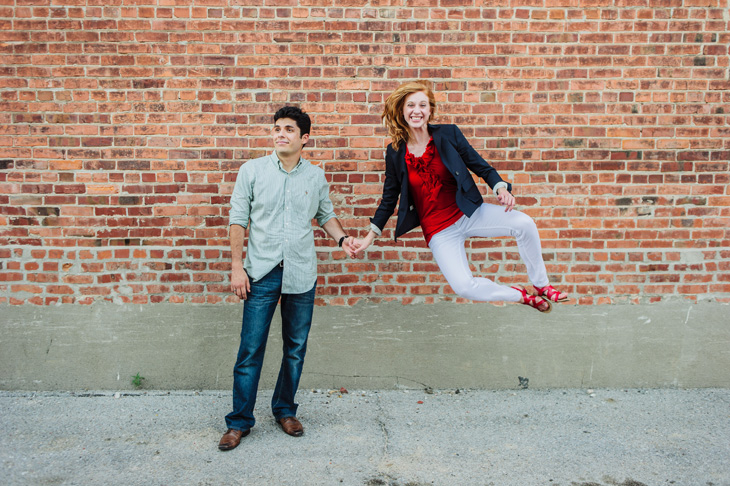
[450,279,479,300]
[512,211,538,236]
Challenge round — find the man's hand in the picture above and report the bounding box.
[231,265,251,300]
[496,187,515,212]
[341,236,357,259]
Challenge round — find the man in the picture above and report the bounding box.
[219,106,355,451]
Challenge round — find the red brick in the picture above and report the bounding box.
[0,5,727,306]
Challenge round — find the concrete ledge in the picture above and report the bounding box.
[1,301,728,390]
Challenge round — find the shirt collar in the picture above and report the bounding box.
[270,151,305,173]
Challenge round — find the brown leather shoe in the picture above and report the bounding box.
[277,416,303,437]
[218,428,250,451]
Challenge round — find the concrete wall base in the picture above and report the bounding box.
[1,301,728,390]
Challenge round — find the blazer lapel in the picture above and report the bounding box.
[394,142,407,179]
[396,141,417,238]
[430,124,444,159]
[430,124,455,173]
[391,142,411,225]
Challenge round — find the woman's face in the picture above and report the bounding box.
[402,91,431,131]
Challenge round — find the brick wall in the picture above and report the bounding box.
[1,0,729,307]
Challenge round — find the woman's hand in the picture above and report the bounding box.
[496,188,515,212]
[352,231,377,256]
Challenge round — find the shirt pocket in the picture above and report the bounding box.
[461,180,484,204]
[289,183,319,222]
[252,181,282,214]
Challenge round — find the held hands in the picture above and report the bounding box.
[350,231,376,257]
[231,265,250,300]
[340,236,357,259]
[496,187,515,212]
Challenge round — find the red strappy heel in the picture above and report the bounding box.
[534,284,568,303]
[511,285,552,314]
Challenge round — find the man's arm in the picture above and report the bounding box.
[230,224,251,300]
[229,163,254,300]
[314,168,356,258]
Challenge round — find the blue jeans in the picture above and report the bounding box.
[225,265,316,431]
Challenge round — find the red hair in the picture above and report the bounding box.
[381,80,436,151]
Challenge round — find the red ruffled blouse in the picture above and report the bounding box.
[405,138,463,244]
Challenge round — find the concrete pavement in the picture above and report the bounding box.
[2,388,729,486]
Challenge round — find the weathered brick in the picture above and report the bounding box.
[0,2,727,305]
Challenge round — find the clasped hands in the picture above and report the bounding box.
[348,232,376,259]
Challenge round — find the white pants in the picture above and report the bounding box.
[428,203,550,302]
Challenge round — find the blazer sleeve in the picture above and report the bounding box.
[369,146,401,232]
[452,125,512,193]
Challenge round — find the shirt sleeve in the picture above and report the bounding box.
[229,164,252,228]
[492,181,508,195]
[315,170,336,227]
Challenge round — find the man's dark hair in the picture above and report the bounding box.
[274,106,311,137]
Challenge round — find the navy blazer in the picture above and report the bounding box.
[370,124,512,241]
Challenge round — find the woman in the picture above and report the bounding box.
[351,80,567,313]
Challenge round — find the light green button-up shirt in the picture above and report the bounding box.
[229,152,336,294]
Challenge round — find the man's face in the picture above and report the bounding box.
[272,118,309,157]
